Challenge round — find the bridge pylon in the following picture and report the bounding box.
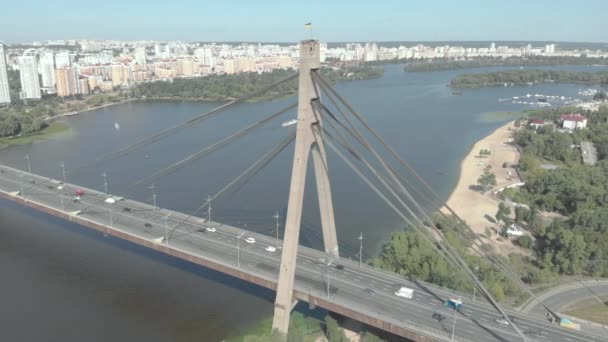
[272,40,339,335]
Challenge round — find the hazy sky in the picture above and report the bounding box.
[2,0,607,43]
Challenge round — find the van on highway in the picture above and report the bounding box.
[394,287,414,299]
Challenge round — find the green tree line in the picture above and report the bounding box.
[406,56,608,72]
[450,69,608,88]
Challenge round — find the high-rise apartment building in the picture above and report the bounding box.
[18,50,42,100]
[55,67,79,97]
[0,43,11,104]
[55,51,71,68]
[134,46,147,67]
[39,51,56,89]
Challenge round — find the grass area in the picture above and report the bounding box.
[563,297,608,325]
[0,122,69,150]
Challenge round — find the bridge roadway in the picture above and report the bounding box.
[0,165,606,342]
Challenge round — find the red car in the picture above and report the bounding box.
[75,189,85,196]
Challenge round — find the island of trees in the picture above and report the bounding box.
[405,56,608,72]
[450,69,608,88]
[129,66,383,102]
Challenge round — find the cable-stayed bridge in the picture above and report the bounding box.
[0,40,606,342]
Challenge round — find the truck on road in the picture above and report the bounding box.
[444,298,463,312]
[559,318,580,330]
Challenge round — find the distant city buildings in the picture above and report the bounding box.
[18,50,41,100]
[0,43,11,104]
[0,40,606,101]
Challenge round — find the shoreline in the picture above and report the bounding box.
[445,120,524,255]
[50,98,138,119]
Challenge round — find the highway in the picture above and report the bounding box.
[1,164,607,342]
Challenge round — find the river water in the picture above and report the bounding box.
[0,64,606,341]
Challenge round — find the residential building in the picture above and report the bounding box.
[18,50,42,99]
[55,51,71,68]
[134,46,147,67]
[177,59,195,76]
[561,113,587,130]
[528,119,545,130]
[0,43,11,104]
[55,67,79,97]
[39,51,56,89]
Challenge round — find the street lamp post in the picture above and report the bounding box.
[108,204,113,227]
[326,258,333,297]
[237,232,245,268]
[24,154,31,173]
[451,307,457,342]
[273,210,280,241]
[19,174,25,200]
[101,172,108,194]
[358,232,363,267]
[207,195,212,223]
[60,163,66,182]
[164,213,171,245]
[149,184,157,209]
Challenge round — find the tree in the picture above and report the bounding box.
[361,331,385,342]
[477,171,497,192]
[514,206,530,223]
[593,91,607,102]
[517,235,533,249]
[325,316,348,342]
[495,202,511,224]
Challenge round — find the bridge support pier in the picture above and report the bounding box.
[272,40,339,335]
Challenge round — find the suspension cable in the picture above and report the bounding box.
[131,103,296,188]
[167,132,296,239]
[72,73,299,176]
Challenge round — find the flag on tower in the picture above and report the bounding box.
[304,22,312,29]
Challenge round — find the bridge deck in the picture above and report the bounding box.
[0,165,606,342]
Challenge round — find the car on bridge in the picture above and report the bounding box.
[245,237,255,244]
[205,227,216,233]
[265,246,276,252]
[495,318,509,326]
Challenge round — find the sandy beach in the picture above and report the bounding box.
[445,120,522,254]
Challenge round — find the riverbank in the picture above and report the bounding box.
[444,120,523,255]
[0,122,69,150]
[51,98,136,119]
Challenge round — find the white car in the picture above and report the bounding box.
[57,185,64,190]
[495,318,509,326]
[245,237,256,244]
[205,227,216,233]
[104,197,116,204]
[74,195,81,200]
[265,246,276,252]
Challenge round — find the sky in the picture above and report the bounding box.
[1,0,607,43]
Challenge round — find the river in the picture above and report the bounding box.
[0,64,606,341]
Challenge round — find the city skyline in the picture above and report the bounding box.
[1,0,607,44]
